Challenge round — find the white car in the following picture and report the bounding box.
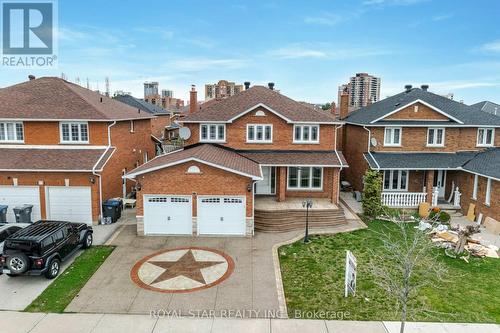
[0,223,31,253]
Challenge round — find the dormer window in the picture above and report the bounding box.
[0,122,24,142]
[477,128,494,147]
[60,122,89,143]
[293,124,319,144]
[200,124,225,142]
[384,127,401,146]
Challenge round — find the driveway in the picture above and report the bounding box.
[66,225,302,317]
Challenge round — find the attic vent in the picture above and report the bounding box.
[404,85,412,92]
[394,103,400,107]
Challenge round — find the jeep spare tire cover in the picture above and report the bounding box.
[7,253,29,274]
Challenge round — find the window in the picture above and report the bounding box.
[472,174,478,200]
[130,120,135,133]
[287,167,323,190]
[384,127,401,146]
[60,122,89,143]
[293,124,319,143]
[485,178,491,206]
[247,124,272,143]
[383,170,408,191]
[427,128,445,146]
[477,128,494,147]
[0,122,24,142]
[200,124,225,142]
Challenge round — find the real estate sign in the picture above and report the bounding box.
[344,250,357,297]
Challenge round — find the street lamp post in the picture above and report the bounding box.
[302,199,313,243]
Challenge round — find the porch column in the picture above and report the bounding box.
[276,167,286,202]
[425,170,434,204]
[331,168,340,205]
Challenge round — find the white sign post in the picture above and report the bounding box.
[344,250,357,297]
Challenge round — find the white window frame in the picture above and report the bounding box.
[287,167,323,190]
[427,127,445,147]
[246,124,273,143]
[472,174,478,200]
[130,120,135,133]
[485,178,491,206]
[293,124,320,144]
[199,123,225,143]
[384,127,402,147]
[382,170,409,191]
[476,128,495,147]
[59,122,89,144]
[0,121,24,143]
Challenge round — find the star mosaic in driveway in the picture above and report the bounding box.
[131,247,234,293]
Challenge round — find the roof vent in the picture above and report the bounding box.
[404,84,412,92]
[268,82,275,90]
[138,108,141,113]
[421,84,429,91]
[100,97,103,103]
[244,81,250,90]
[28,75,35,81]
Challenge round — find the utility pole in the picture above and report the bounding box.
[105,77,110,97]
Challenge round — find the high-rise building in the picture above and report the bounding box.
[205,80,244,100]
[144,82,159,98]
[162,89,173,98]
[339,73,381,110]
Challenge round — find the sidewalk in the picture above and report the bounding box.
[1,311,498,333]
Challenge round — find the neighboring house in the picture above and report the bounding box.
[342,84,500,222]
[0,77,155,225]
[125,85,347,236]
[471,101,499,116]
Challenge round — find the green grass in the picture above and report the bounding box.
[279,220,500,323]
[25,246,114,313]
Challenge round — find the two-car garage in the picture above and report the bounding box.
[143,195,247,236]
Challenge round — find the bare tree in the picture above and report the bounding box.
[368,211,447,333]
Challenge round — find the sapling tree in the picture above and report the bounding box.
[368,211,447,333]
[361,169,383,218]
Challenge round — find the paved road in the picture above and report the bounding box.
[1,311,499,333]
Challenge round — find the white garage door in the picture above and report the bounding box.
[197,196,246,236]
[46,187,93,224]
[143,195,192,235]
[0,186,41,223]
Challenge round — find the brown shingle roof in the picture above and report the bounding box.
[240,150,348,167]
[0,147,115,171]
[182,86,338,123]
[0,77,153,121]
[126,144,262,179]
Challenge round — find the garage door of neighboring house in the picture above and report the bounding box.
[197,196,246,236]
[45,186,93,224]
[143,195,192,235]
[0,186,42,223]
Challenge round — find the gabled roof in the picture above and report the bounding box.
[114,94,170,115]
[462,148,500,181]
[470,101,499,116]
[345,88,500,126]
[0,77,154,121]
[125,144,262,180]
[181,86,338,124]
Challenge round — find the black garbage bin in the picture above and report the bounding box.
[102,200,121,223]
[0,205,8,223]
[13,204,33,223]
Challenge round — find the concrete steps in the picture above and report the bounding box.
[255,208,347,232]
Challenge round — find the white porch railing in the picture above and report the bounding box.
[382,192,427,208]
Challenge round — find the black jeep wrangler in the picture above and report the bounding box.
[0,221,93,279]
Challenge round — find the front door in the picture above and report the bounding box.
[255,166,276,195]
[433,170,446,198]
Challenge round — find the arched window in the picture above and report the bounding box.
[187,165,201,174]
[255,110,266,116]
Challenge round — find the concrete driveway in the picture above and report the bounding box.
[66,225,299,317]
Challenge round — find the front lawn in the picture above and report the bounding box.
[279,220,500,323]
[25,246,114,313]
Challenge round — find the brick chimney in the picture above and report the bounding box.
[189,85,197,114]
[28,75,35,81]
[330,102,337,115]
[339,88,349,120]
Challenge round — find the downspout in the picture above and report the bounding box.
[334,123,344,171]
[92,121,116,223]
[363,126,380,170]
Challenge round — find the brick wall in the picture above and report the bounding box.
[150,115,171,139]
[342,124,369,191]
[135,160,253,218]
[0,171,100,222]
[385,102,449,121]
[183,106,337,150]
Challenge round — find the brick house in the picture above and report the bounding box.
[0,77,155,224]
[125,85,348,236]
[342,84,500,223]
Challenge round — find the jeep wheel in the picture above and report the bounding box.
[45,258,60,279]
[82,232,93,249]
[6,254,29,275]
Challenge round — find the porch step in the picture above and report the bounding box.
[255,208,347,232]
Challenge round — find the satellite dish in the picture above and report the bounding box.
[370,137,378,147]
[179,127,191,140]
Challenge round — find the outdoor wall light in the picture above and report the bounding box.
[136,182,142,191]
[247,184,252,192]
[89,177,95,184]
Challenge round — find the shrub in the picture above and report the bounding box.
[362,169,383,218]
[429,210,451,224]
